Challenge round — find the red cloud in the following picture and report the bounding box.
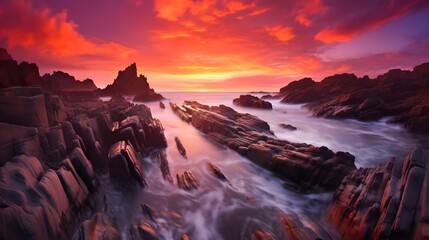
[315,0,429,43]
[294,0,327,27]
[0,0,135,67]
[266,26,295,42]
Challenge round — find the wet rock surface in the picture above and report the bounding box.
[233,94,273,109]
[208,162,228,182]
[279,62,429,134]
[177,170,199,190]
[0,84,167,239]
[171,101,356,192]
[279,123,297,131]
[326,147,429,239]
[175,136,187,158]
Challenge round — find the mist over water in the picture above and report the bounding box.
[101,92,427,239]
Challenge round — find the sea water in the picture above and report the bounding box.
[100,92,427,239]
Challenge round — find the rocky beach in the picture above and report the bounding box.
[1,47,429,240]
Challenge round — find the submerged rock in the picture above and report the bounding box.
[171,101,356,192]
[208,162,228,182]
[233,94,273,109]
[326,147,429,239]
[159,101,165,109]
[279,123,297,131]
[175,136,187,159]
[155,151,173,183]
[177,170,199,191]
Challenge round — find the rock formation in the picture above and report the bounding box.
[0,83,167,239]
[41,71,98,92]
[177,170,199,190]
[0,48,40,88]
[279,123,297,131]
[100,63,164,101]
[279,62,429,134]
[326,147,429,239]
[233,94,273,109]
[171,101,356,192]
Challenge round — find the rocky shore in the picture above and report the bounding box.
[1,47,428,239]
[279,62,429,134]
[326,147,429,239]
[170,101,356,192]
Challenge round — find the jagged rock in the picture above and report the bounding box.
[129,220,160,240]
[171,101,356,192]
[100,63,164,101]
[177,170,199,191]
[109,93,126,102]
[233,94,273,109]
[0,48,12,60]
[279,62,429,134]
[208,162,228,182]
[41,71,98,92]
[279,123,297,131]
[141,204,157,222]
[159,101,165,109]
[175,137,187,158]
[68,148,98,193]
[155,151,173,183]
[108,140,147,187]
[78,212,121,240]
[326,147,429,239]
[0,49,41,88]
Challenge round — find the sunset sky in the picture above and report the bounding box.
[1,0,429,91]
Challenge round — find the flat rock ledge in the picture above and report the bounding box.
[170,101,356,192]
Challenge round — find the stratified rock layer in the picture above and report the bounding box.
[171,101,356,192]
[326,147,429,239]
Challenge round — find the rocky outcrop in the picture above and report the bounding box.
[78,212,121,240]
[41,71,98,92]
[159,101,165,109]
[0,87,67,128]
[279,123,297,131]
[326,147,429,239]
[0,49,40,88]
[177,170,199,190]
[100,63,164,101]
[155,151,173,183]
[175,136,187,158]
[171,101,356,192]
[279,62,429,134]
[208,162,228,182]
[233,94,273,109]
[108,140,147,187]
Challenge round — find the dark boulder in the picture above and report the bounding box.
[233,94,273,109]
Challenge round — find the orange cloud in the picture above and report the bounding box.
[226,1,255,14]
[314,29,355,43]
[155,0,216,21]
[0,0,135,63]
[266,26,295,42]
[294,0,327,27]
[249,8,270,16]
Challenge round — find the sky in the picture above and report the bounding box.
[1,0,429,92]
